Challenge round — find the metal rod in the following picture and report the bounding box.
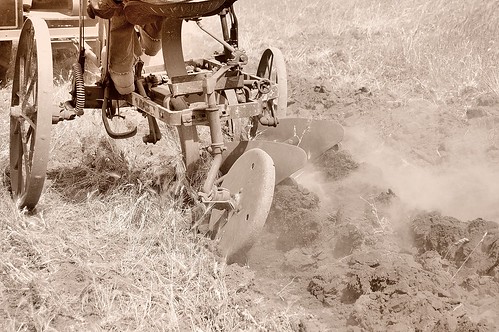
[202,79,226,195]
[195,20,235,53]
[78,0,84,51]
[229,5,239,48]
[220,12,229,42]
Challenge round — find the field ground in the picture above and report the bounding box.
[1,0,499,331]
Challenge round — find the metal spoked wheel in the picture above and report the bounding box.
[256,47,288,119]
[210,149,275,264]
[10,17,53,210]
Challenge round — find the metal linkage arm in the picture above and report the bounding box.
[200,65,233,196]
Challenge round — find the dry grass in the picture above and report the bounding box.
[1,75,296,330]
[1,0,498,330]
[237,0,499,104]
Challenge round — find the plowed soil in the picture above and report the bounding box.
[3,7,499,331]
[221,77,499,331]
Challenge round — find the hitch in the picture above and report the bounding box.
[52,101,82,124]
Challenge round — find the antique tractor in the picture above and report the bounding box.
[8,0,344,263]
[0,0,98,85]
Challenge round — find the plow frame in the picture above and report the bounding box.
[8,0,344,263]
[9,0,286,263]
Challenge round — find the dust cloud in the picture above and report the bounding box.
[329,125,499,222]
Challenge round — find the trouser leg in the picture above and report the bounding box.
[139,20,163,56]
[108,15,141,94]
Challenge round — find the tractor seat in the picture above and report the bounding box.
[124,0,237,25]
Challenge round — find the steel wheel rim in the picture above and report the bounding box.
[10,17,53,209]
[256,47,288,119]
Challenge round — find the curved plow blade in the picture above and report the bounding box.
[212,148,275,264]
[221,141,307,185]
[256,117,344,160]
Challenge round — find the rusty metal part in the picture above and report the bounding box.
[161,18,200,172]
[169,96,200,175]
[256,47,287,119]
[209,148,275,264]
[101,85,138,139]
[257,117,345,160]
[170,70,243,96]
[199,186,233,210]
[136,78,162,144]
[52,100,79,123]
[221,140,307,185]
[200,65,232,196]
[133,88,261,126]
[143,114,162,144]
[9,17,53,210]
[227,49,248,67]
[195,18,234,52]
[194,19,247,67]
[256,78,271,95]
[159,18,248,182]
[258,113,278,127]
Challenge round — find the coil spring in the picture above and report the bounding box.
[72,62,85,116]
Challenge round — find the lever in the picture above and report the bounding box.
[101,86,137,139]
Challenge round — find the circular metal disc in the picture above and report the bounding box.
[211,148,275,264]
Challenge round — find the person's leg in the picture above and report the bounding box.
[139,20,163,56]
[108,14,141,94]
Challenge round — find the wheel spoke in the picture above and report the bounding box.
[26,125,34,144]
[24,55,31,87]
[268,55,274,79]
[28,126,36,175]
[11,123,22,171]
[18,121,31,177]
[20,114,37,133]
[24,32,35,83]
[22,73,37,111]
[11,128,23,194]
[19,59,27,101]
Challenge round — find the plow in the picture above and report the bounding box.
[8,0,344,263]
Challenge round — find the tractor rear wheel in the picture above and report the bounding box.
[9,17,53,210]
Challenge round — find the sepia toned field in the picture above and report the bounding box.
[1,0,499,331]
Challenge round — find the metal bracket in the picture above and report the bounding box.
[51,101,81,124]
[199,187,235,211]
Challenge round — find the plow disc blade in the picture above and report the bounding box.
[212,148,275,264]
[256,118,344,160]
[221,141,307,184]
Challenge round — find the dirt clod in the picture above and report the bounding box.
[266,182,321,250]
[314,149,359,181]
